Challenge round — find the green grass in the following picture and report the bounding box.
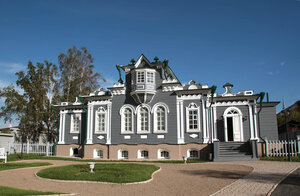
[260,156,300,162]
[0,162,52,171]
[37,163,160,183]
[0,185,62,196]
[7,153,206,164]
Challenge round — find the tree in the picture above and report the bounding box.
[58,46,105,102]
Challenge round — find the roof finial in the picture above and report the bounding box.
[154,56,159,62]
[130,58,136,65]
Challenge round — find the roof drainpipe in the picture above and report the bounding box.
[257,92,265,142]
[51,105,59,156]
[209,86,217,143]
[77,95,87,159]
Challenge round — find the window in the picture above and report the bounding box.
[70,148,79,157]
[71,114,81,133]
[94,149,103,159]
[152,103,169,133]
[137,105,151,133]
[120,105,135,134]
[158,149,169,159]
[138,150,149,159]
[96,107,106,134]
[119,150,128,159]
[186,103,200,132]
[147,72,154,83]
[137,71,145,83]
[187,149,199,159]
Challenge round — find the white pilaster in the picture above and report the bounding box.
[180,100,185,143]
[58,111,64,144]
[253,104,259,139]
[58,112,66,144]
[213,106,218,141]
[176,100,181,143]
[86,104,93,144]
[202,99,208,143]
[248,104,255,140]
[106,103,112,144]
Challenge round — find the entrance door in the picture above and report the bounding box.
[227,117,234,141]
[224,107,243,142]
[232,116,241,141]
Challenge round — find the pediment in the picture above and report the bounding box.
[134,54,151,68]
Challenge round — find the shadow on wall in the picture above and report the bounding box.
[199,144,212,161]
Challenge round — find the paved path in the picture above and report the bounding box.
[0,160,299,196]
[0,160,252,196]
[212,161,300,196]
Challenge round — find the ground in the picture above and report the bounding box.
[0,160,299,196]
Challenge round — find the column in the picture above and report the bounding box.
[176,100,181,143]
[248,104,255,140]
[86,104,93,144]
[253,104,259,139]
[106,103,112,144]
[202,99,208,143]
[180,100,185,144]
[213,106,218,141]
[58,111,63,144]
[206,100,210,143]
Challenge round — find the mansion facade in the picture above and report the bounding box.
[55,55,279,160]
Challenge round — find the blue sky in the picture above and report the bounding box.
[0,0,299,127]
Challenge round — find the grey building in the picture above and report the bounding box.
[55,55,279,161]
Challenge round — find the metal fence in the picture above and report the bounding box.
[265,136,300,157]
[9,143,54,156]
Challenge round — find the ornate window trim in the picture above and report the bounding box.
[93,149,104,159]
[187,149,200,159]
[118,149,128,159]
[136,104,151,134]
[223,106,244,142]
[70,113,81,134]
[151,102,169,133]
[95,107,107,134]
[120,105,135,134]
[186,103,201,133]
[157,149,169,159]
[137,149,149,159]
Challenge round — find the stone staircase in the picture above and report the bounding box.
[213,141,257,162]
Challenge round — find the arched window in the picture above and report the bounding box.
[95,107,106,134]
[152,103,169,133]
[70,147,79,157]
[137,104,151,134]
[93,149,103,159]
[186,103,200,132]
[187,149,199,159]
[158,149,169,159]
[138,150,149,159]
[118,149,128,159]
[120,105,135,134]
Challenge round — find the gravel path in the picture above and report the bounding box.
[0,160,252,196]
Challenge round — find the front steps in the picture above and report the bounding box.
[213,141,258,162]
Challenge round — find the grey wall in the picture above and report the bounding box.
[258,106,278,140]
[64,113,81,144]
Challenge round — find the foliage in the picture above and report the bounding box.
[0,185,62,196]
[37,163,159,183]
[59,46,105,102]
[260,156,300,162]
[0,162,52,171]
[277,110,300,126]
[7,153,206,164]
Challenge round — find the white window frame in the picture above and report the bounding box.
[157,149,169,159]
[118,149,128,159]
[137,71,145,83]
[136,69,155,84]
[186,103,201,133]
[137,149,149,159]
[152,102,169,133]
[187,149,200,159]
[136,104,151,134]
[70,113,81,133]
[120,105,135,134]
[95,107,107,134]
[93,149,104,159]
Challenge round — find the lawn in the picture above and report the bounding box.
[0,162,52,171]
[260,156,300,162]
[7,153,206,164]
[0,185,62,196]
[37,163,160,183]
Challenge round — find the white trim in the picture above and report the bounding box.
[177,94,201,100]
[176,100,181,143]
[118,149,129,159]
[213,106,217,141]
[223,107,244,142]
[136,104,151,134]
[202,100,208,142]
[58,111,65,144]
[185,103,201,133]
[180,100,184,143]
[70,113,81,134]
[253,103,259,140]
[157,149,169,159]
[120,105,135,134]
[248,104,254,140]
[86,105,92,144]
[107,103,112,144]
[137,149,149,159]
[95,107,107,134]
[152,102,169,133]
[213,100,249,106]
[93,149,104,159]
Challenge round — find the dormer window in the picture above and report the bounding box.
[147,72,154,83]
[136,70,155,84]
[137,72,145,83]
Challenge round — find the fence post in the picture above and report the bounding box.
[26,140,30,154]
[46,142,49,156]
[297,135,300,156]
[265,138,269,157]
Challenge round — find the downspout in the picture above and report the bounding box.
[77,95,87,158]
[51,105,59,156]
[257,92,265,142]
[209,86,217,143]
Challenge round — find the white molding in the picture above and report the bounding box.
[118,149,128,159]
[162,85,183,92]
[107,103,112,144]
[93,148,104,159]
[176,100,181,143]
[202,100,208,142]
[137,149,149,159]
[111,88,126,95]
[189,134,198,138]
[248,104,254,140]
[185,103,201,133]
[187,149,200,159]
[180,100,184,143]
[152,103,169,133]
[70,113,81,134]
[124,135,131,139]
[213,100,249,106]
[95,107,107,134]
[253,103,259,140]
[140,135,147,139]
[157,149,169,159]
[223,107,244,142]
[157,135,165,139]
[177,94,201,100]
[120,105,135,134]
[86,105,92,144]
[136,104,151,134]
[58,112,65,144]
[88,100,112,105]
[213,106,217,141]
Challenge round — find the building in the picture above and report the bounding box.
[55,55,279,161]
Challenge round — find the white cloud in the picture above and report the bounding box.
[280,61,286,66]
[0,62,25,74]
[267,72,273,75]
